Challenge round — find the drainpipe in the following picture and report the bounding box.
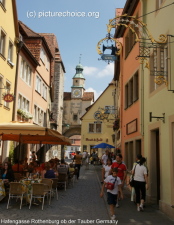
[12,41,23,121]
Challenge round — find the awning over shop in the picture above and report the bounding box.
[0,121,71,145]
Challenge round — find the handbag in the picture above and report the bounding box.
[106,178,117,190]
[129,176,134,187]
[129,164,137,187]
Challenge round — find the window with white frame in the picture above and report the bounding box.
[4,81,10,108]
[0,29,6,56]
[26,66,31,85]
[8,41,13,63]
[36,75,41,93]
[96,123,102,133]
[18,94,29,112]
[37,107,40,123]
[20,58,32,85]
[88,123,102,133]
[40,110,43,124]
[40,48,46,64]
[40,47,50,70]
[46,57,50,71]
[34,105,44,125]
[34,105,37,123]
[42,83,47,100]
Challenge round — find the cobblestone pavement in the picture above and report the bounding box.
[95,164,174,225]
[0,164,174,225]
[0,165,110,225]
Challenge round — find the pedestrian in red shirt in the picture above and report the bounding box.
[110,154,127,207]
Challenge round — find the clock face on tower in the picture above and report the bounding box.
[72,89,81,98]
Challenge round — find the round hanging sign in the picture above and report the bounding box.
[3,94,14,102]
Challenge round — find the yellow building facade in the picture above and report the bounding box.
[142,0,174,219]
[81,83,116,157]
[0,0,19,162]
[0,0,19,122]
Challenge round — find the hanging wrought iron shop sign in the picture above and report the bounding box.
[97,34,122,64]
[97,14,169,85]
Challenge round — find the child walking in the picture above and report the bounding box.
[100,167,123,220]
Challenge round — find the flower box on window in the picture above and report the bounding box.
[17,109,33,119]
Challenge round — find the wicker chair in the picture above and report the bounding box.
[29,183,47,210]
[51,178,58,200]
[7,182,26,209]
[41,178,53,205]
[57,173,68,191]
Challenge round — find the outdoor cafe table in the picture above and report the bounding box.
[0,179,6,201]
[20,178,42,203]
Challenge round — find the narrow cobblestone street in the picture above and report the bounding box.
[0,165,109,225]
[0,164,174,225]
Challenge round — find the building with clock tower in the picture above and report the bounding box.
[71,64,85,99]
[62,63,94,158]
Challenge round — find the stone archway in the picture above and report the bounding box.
[63,127,81,138]
[63,127,81,159]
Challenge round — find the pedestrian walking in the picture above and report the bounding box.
[110,153,127,207]
[130,154,142,202]
[82,151,87,165]
[85,152,90,169]
[132,157,148,212]
[100,167,123,220]
[73,151,82,179]
[90,150,98,165]
[101,150,109,166]
[101,158,112,184]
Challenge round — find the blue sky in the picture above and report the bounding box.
[16,0,126,100]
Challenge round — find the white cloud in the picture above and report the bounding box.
[83,63,114,78]
[83,66,99,76]
[97,63,114,78]
[85,87,102,101]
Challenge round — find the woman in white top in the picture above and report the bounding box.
[132,157,148,212]
[101,158,112,183]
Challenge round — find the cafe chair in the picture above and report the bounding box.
[57,173,68,191]
[57,166,68,174]
[29,183,47,210]
[51,178,58,200]
[41,178,53,205]
[7,182,26,209]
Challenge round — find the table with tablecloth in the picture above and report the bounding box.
[0,179,6,201]
[20,178,42,203]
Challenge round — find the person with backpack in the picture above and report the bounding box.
[100,167,123,220]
